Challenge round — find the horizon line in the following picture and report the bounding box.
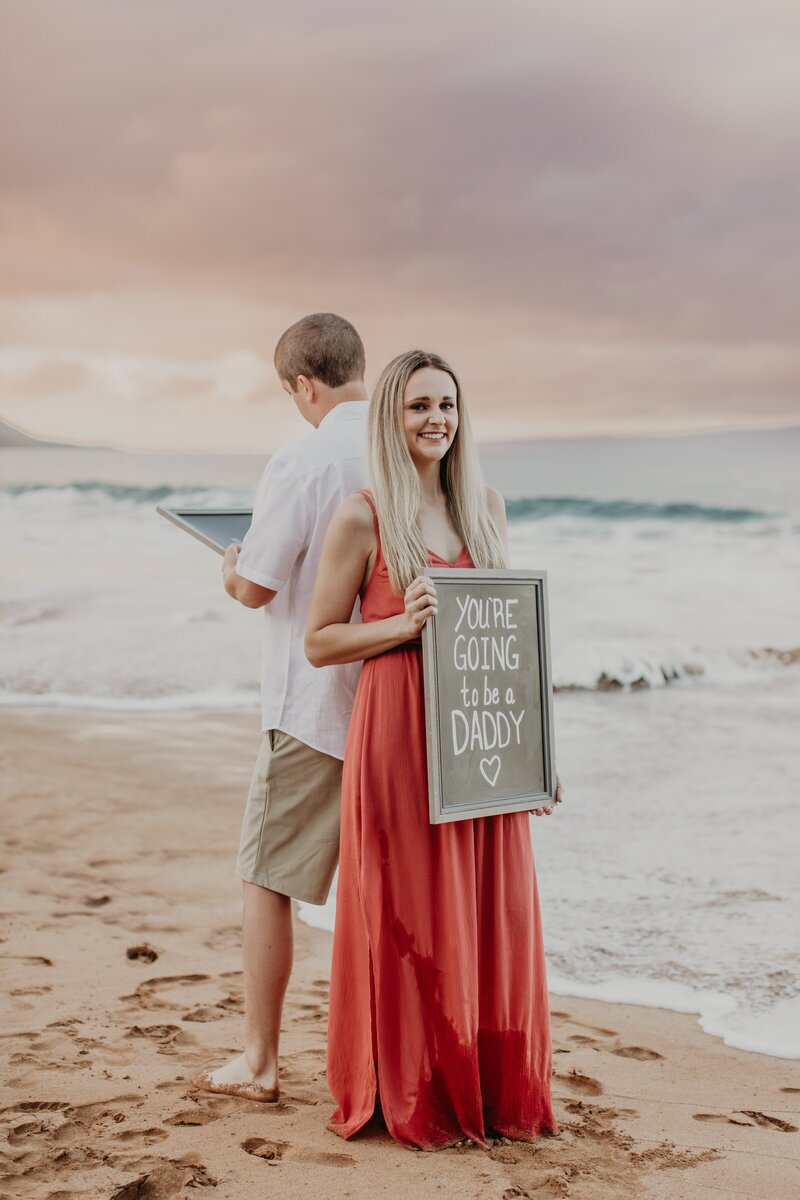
[1,413,798,455]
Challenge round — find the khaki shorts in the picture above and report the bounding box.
[236,729,342,905]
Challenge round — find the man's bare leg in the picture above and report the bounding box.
[192,882,292,1100]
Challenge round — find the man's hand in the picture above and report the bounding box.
[222,541,242,575]
[222,542,276,609]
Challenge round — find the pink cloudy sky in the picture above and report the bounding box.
[1,0,799,450]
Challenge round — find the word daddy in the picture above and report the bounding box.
[449,593,526,765]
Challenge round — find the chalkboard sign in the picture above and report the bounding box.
[156,507,252,555]
[421,568,556,823]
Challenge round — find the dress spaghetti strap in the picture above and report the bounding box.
[357,488,382,550]
[358,488,379,530]
[356,489,384,595]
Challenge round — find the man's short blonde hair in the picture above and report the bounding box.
[274,313,365,389]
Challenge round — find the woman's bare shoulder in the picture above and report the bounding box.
[329,491,375,538]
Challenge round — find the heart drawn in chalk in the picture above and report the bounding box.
[479,755,501,788]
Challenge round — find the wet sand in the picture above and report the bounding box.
[1,710,797,1199]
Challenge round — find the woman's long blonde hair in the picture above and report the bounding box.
[368,350,507,594]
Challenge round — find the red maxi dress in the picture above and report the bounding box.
[327,491,557,1151]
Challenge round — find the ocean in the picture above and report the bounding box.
[1,427,798,1059]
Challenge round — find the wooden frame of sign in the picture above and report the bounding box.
[421,568,556,824]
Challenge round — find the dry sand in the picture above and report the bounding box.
[1,710,797,1200]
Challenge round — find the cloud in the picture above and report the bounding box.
[1,333,796,452]
[0,346,305,450]
[1,0,799,445]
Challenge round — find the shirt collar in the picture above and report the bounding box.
[319,400,369,427]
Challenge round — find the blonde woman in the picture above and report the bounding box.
[306,350,558,1151]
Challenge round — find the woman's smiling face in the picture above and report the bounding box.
[402,367,459,468]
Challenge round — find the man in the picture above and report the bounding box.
[192,313,369,1102]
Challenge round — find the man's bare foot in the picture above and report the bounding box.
[191,1052,279,1103]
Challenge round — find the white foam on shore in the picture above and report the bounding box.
[546,973,800,1060]
[297,891,336,935]
[297,888,800,1060]
[0,688,259,714]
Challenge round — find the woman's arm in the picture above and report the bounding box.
[305,494,438,667]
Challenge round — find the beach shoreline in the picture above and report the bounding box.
[1,708,797,1199]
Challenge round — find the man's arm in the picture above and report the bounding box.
[222,542,276,609]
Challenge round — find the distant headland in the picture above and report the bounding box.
[0,417,96,450]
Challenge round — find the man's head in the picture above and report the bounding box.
[274,313,366,427]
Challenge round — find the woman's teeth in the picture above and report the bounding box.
[420,432,445,439]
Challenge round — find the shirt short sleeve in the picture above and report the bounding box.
[237,453,311,591]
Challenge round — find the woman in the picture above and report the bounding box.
[306,350,558,1151]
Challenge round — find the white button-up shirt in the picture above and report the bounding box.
[236,401,369,759]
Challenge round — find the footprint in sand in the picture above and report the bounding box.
[165,1091,281,1126]
[181,1005,226,1022]
[112,1125,169,1144]
[503,1183,570,1200]
[126,943,159,963]
[4,1025,123,1074]
[491,1146,522,1164]
[505,1185,573,1200]
[204,925,242,951]
[215,992,244,1014]
[242,1137,290,1162]
[71,1032,137,1068]
[557,1070,603,1096]
[241,1139,356,1168]
[611,1045,664,1061]
[126,1023,201,1061]
[0,1099,72,1114]
[127,1023,190,1041]
[0,1092,161,1193]
[564,1099,638,1121]
[120,973,211,1011]
[110,1157,217,1199]
[693,1110,798,1132]
[631,1144,719,1170]
[288,1149,356,1167]
[165,1107,221,1126]
[6,1116,51,1144]
[183,1087,299,1116]
[0,954,53,967]
[294,1003,327,1024]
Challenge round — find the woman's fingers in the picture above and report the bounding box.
[411,593,437,612]
[411,605,437,628]
[404,577,438,629]
[406,577,437,602]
